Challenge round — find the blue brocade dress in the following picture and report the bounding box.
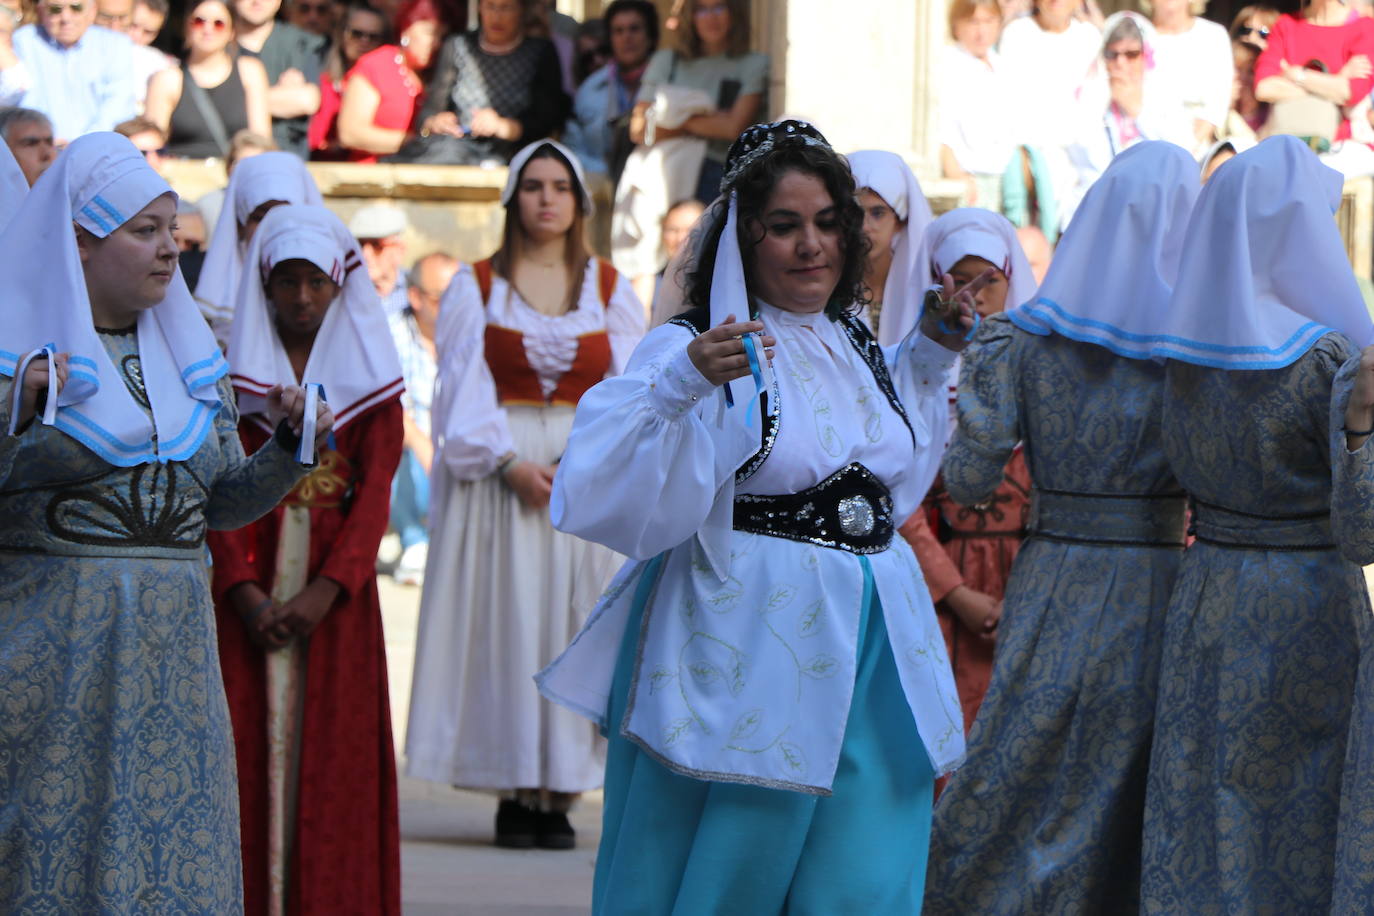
[925,315,1186,915]
[1141,332,1368,914]
[0,329,307,913]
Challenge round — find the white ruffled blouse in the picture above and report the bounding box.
[540,302,967,793]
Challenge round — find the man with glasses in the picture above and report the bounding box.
[287,0,335,38]
[563,0,658,183]
[8,0,136,140]
[0,106,54,184]
[96,0,173,114]
[233,0,325,157]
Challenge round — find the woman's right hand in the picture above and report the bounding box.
[15,351,69,431]
[421,111,464,138]
[504,460,556,509]
[687,315,777,387]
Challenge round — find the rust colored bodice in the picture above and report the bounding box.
[483,326,612,407]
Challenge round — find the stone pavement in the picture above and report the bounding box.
[379,576,599,916]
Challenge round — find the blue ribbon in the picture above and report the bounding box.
[938,310,983,342]
[741,333,765,424]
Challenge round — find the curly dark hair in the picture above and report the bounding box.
[685,143,870,321]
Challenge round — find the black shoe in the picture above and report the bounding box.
[495,799,537,849]
[536,810,576,850]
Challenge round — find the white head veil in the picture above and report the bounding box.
[501,138,594,214]
[0,132,228,465]
[1009,140,1200,355]
[228,204,404,430]
[0,140,27,231]
[919,208,1038,310]
[847,150,936,346]
[194,152,323,334]
[1148,135,1374,366]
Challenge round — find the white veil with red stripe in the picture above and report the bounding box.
[226,204,404,430]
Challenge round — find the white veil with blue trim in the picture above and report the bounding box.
[1008,140,1199,357]
[0,132,227,466]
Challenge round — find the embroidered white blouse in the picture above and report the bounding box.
[431,259,646,481]
[540,302,967,793]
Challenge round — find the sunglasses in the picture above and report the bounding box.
[346,26,383,41]
[1237,25,1270,40]
[44,2,84,15]
[1104,47,1143,61]
[191,14,228,29]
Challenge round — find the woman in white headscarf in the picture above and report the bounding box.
[0,133,330,912]
[1138,136,1374,913]
[207,204,405,914]
[193,150,323,340]
[925,141,1198,914]
[897,208,1037,735]
[847,149,935,345]
[404,139,644,851]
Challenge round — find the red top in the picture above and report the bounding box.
[1256,13,1374,142]
[308,74,344,159]
[341,44,425,163]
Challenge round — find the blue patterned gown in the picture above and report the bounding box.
[0,329,307,914]
[1331,348,1374,912]
[1140,333,1366,914]
[925,314,1186,915]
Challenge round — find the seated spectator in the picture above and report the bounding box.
[404,0,568,165]
[388,250,457,587]
[938,0,1020,208]
[563,0,657,181]
[0,0,28,107]
[997,0,1100,223]
[9,0,137,140]
[287,0,334,37]
[145,0,271,158]
[571,17,606,87]
[1230,3,1279,50]
[1254,0,1374,177]
[0,105,52,183]
[525,0,575,93]
[335,0,442,161]
[308,0,387,158]
[114,0,176,112]
[113,114,166,169]
[1225,39,1266,141]
[646,196,701,325]
[1146,0,1233,154]
[1065,12,1194,225]
[1016,224,1052,283]
[628,0,768,203]
[174,197,208,287]
[350,202,410,313]
[233,0,325,158]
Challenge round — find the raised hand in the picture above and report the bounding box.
[920,268,996,352]
[686,314,777,387]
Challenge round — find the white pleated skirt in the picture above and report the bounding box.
[405,406,616,793]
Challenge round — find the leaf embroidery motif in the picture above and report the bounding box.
[779,741,806,774]
[802,654,838,679]
[730,709,764,741]
[663,717,694,746]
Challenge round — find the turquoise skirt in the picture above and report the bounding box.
[594,554,935,915]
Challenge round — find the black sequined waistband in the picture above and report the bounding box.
[1028,488,1187,548]
[1190,499,1334,551]
[734,463,894,554]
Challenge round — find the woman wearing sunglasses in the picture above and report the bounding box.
[306,0,388,159]
[1063,12,1195,226]
[144,0,271,159]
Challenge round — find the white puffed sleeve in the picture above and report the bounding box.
[883,328,960,508]
[551,322,761,561]
[431,263,516,481]
[604,271,647,376]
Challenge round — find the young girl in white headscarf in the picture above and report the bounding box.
[847,149,934,344]
[207,203,405,914]
[1138,136,1374,914]
[193,151,324,339]
[405,139,644,851]
[0,133,328,913]
[899,208,1038,735]
[925,141,1198,914]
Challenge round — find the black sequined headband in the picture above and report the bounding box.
[720,120,834,194]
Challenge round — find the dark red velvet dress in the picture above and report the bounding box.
[209,398,404,916]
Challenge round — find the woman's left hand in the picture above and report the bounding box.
[262,578,341,641]
[266,384,336,449]
[919,268,994,352]
[470,107,520,141]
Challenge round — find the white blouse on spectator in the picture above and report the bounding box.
[938,44,1021,176]
[432,260,645,481]
[1150,17,1233,145]
[998,16,1102,148]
